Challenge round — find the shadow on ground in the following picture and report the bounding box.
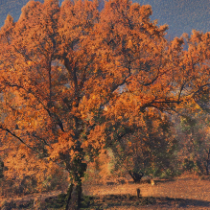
[82,194,210,209]
[1,193,210,209]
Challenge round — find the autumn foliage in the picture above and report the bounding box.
[0,0,210,208]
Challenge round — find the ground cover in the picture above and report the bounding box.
[1,175,210,209]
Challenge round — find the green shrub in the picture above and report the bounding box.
[182,158,195,172]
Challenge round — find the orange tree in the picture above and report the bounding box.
[0,0,210,208]
[0,0,100,207]
[88,0,179,179]
[168,30,210,174]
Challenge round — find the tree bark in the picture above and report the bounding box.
[65,183,82,210]
[65,183,74,210]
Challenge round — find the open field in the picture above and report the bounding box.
[83,175,210,209]
[1,175,210,209]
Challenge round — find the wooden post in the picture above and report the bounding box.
[137,188,141,198]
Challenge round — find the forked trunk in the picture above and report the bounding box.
[128,170,144,183]
[65,183,82,210]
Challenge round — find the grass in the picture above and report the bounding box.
[1,174,210,209]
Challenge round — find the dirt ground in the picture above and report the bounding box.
[1,175,210,209]
[83,175,210,209]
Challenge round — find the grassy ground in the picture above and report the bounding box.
[83,174,210,209]
[1,174,210,209]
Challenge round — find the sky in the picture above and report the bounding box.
[0,0,210,39]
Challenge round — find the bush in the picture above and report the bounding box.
[182,158,195,172]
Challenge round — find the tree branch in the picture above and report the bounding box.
[0,125,32,149]
[2,79,64,132]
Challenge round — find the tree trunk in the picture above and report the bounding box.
[128,170,144,183]
[206,163,209,175]
[65,183,82,210]
[206,159,210,175]
[65,183,74,210]
[206,149,210,175]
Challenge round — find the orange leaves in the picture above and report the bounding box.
[1,0,210,191]
[48,131,74,161]
[86,124,106,150]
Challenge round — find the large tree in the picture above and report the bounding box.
[0,0,210,208]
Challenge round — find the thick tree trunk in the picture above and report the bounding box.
[65,183,82,210]
[65,183,74,210]
[128,170,144,183]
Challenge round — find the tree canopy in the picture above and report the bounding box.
[0,0,210,208]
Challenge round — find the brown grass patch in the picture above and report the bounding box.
[83,176,210,209]
[1,176,210,209]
